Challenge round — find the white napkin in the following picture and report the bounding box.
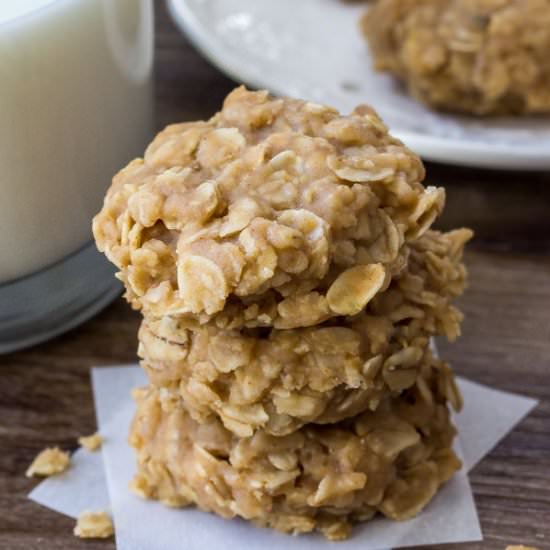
[29,366,537,550]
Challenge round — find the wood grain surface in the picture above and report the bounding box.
[1,2,549,549]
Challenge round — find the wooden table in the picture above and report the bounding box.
[1,3,549,549]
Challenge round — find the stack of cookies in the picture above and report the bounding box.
[93,87,472,540]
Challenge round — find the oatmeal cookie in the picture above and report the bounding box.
[362,0,550,115]
[138,229,470,436]
[129,352,461,540]
[139,319,433,437]
[93,87,444,324]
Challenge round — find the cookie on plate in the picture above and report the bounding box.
[362,0,550,115]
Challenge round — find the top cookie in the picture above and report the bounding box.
[362,0,550,115]
[93,87,443,326]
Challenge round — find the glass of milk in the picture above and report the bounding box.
[0,0,154,352]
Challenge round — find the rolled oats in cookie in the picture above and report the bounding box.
[129,352,461,540]
[137,229,471,436]
[362,0,550,115]
[93,86,444,325]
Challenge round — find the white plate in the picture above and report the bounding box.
[167,0,550,170]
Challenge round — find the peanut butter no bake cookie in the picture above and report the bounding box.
[93,87,444,325]
[362,0,550,115]
[129,351,460,541]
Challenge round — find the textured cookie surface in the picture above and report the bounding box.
[93,87,444,325]
[363,0,550,115]
[138,229,471,437]
[129,352,461,540]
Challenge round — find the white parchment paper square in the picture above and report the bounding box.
[29,365,537,550]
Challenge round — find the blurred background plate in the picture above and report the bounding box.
[167,0,550,170]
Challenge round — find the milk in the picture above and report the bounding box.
[0,0,153,283]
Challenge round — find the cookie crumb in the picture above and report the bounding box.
[78,432,103,452]
[74,510,114,539]
[26,447,70,478]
